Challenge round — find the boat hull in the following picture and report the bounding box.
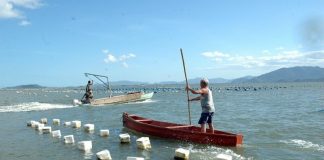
[122,112,243,147]
[90,92,153,105]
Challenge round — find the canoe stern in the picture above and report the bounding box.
[236,133,243,146]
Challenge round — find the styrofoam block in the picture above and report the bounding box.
[27,120,37,127]
[78,141,92,151]
[31,121,40,128]
[64,121,71,126]
[40,118,47,124]
[41,126,52,134]
[175,148,190,160]
[96,149,112,160]
[35,123,45,131]
[136,137,151,150]
[100,129,109,137]
[119,133,130,143]
[51,130,61,138]
[72,120,81,128]
[84,124,94,132]
[216,153,232,160]
[64,135,75,144]
[53,119,60,125]
[127,157,144,160]
[27,120,39,127]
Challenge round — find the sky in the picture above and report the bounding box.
[0,0,324,87]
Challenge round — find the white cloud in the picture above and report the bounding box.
[122,62,128,68]
[119,53,136,61]
[102,49,109,54]
[201,51,230,62]
[202,51,230,58]
[9,0,43,9]
[0,0,42,20]
[201,49,324,69]
[0,1,21,18]
[19,20,30,26]
[103,50,136,68]
[104,54,117,63]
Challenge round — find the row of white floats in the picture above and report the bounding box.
[27,118,193,160]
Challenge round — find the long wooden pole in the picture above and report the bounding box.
[180,48,192,125]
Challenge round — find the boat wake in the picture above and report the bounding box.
[182,145,251,160]
[126,99,158,104]
[280,139,324,152]
[0,102,75,113]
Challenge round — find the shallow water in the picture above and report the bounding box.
[0,82,323,160]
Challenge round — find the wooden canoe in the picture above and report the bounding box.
[122,112,243,147]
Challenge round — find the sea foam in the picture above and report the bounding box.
[280,139,324,152]
[126,99,158,105]
[0,102,75,112]
[176,145,251,160]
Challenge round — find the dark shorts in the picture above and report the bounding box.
[198,112,214,124]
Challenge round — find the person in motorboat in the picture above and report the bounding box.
[81,80,93,104]
[186,78,215,133]
[86,80,93,93]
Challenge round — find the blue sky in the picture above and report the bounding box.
[0,0,324,87]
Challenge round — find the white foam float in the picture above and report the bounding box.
[84,124,95,132]
[174,148,190,160]
[78,141,92,151]
[72,120,81,128]
[64,121,71,126]
[31,121,41,129]
[41,126,52,134]
[51,130,61,138]
[27,120,37,127]
[35,123,45,131]
[64,135,75,144]
[100,129,109,137]
[119,133,131,143]
[40,118,47,124]
[53,119,60,125]
[96,149,112,160]
[136,137,151,150]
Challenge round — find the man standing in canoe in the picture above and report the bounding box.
[186,78,215,133]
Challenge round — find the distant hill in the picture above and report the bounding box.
[202,78,231,84]
[4,84,45,89]
[110,80,149,85]
[233,66,324,83]
[158,81,179,84]
[158,77,231,84]
[231,76,255,83]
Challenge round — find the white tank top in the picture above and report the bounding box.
[200,88,215,113]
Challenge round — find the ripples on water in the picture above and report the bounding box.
[0,82,323,159]
[280,139,324,152]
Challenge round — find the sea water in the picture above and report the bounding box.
[0,82,323,160]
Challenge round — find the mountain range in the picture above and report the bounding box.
[233,66,324,83]
[3,84,45,89]
[111,66,324,84]
[3,66,324,88]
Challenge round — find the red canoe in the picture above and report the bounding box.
[122,112,243,147]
